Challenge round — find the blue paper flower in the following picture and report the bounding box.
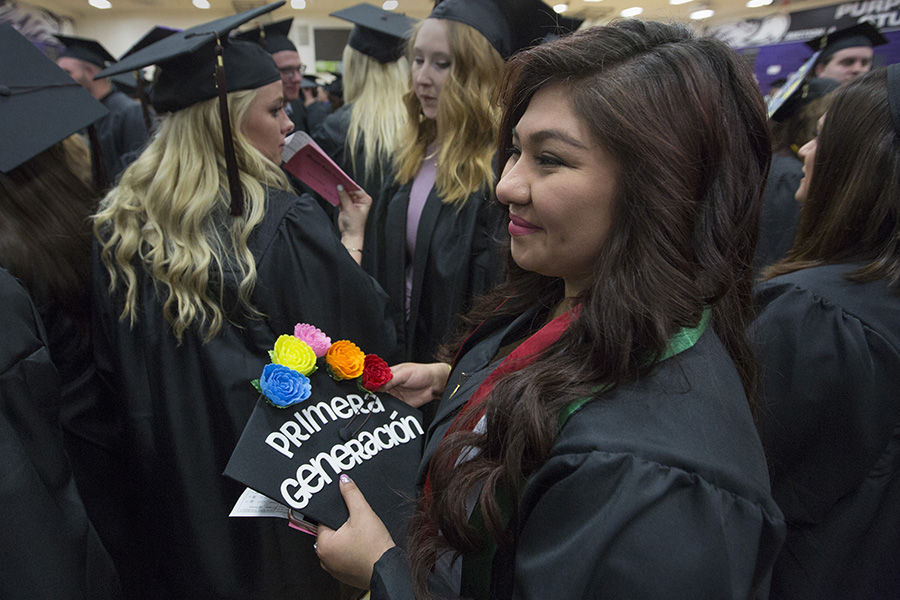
[259,363,312,408]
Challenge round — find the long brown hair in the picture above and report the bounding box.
[0,135,97,347]
[408,20,771,596]
[763,67,900,287]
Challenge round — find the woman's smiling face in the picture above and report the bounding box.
[496,83,620,298]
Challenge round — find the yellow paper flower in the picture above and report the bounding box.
[325,340,365,380]
[271,335,317,376]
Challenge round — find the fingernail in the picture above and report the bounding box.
[336,184,344,192]
[340,474,351,483]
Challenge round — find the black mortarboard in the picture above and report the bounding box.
[0,24,108,173]
[120,26,180,60]
[225,364,423,536]
[770,76,840,122]
[234,18,297,54]
[56,34,116,68]
[330,3,417,64]
[96,1,285,216]
[806,22,887,64]
[301,74,320,89]
[97,4,282,112]
[428,0,582,60]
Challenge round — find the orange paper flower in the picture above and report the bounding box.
[325,340,365,380]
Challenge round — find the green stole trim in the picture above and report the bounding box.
[461,308,711,599]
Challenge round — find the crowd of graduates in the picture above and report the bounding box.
[1,0,898,598]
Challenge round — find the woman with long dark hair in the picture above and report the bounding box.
[753,66,900,600]
[316,21,785,599]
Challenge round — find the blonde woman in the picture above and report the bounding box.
[367,0,579,369]
[313,4,416,199]
[90,10,397,599]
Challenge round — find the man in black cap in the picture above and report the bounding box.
[56,35,149,183]
[807,22,888,85]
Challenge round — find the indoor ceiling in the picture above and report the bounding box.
[26,0,841,33]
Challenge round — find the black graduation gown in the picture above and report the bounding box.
[0,267,121,600]
[370,306,785,599]
[97,88,150,182]
[369,183,505,363]
[751,263,900,600]
[753,153,802,278]
[91,188,399,599]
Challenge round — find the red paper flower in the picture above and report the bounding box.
[360,354,393,392]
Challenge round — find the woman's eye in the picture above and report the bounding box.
[436,61,451,69]
[507,146,522,157]
[537,154,565,167]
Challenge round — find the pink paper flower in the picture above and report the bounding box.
[293,323,332,357]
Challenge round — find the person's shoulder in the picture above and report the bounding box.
[554,331,771,503]
[755,264,900,339]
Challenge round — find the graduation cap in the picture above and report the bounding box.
[55,34,115,68]
[769,76,840,122]
[330,3,418,64]
[0,24,108,173]
[301,74,321,89]
[224,360,423,537]
[428,0,582,60]
[117,27,180,131]
[121,25,180,60]
[96,1,285,216]
[234,17,297,54]
[806,22,887,65]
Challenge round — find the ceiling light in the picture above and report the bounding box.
[620,6,643,16]
[584,0,603,2]
[192,0,210,8]
[291,0,306,7]
[690,7,714,18]
[382,0,399,9]
[553,3,568,11]
[746,0,772,6]
[89,0,112,8]
[669,0,694,4]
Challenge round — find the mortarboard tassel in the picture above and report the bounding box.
[213,32,245,217]
[135,74,154,134]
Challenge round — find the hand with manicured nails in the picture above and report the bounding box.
[383,362,451,408]
[316,474,396,590]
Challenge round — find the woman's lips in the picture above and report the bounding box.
[508,213,541,236]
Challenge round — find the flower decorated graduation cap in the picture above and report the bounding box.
[806,22,887,66]
[428,0,583,60]
[329,3,418,64]
[55,34,116,68]
[96,1,285,216]
[233,17,297,54]
[0,24,108,173]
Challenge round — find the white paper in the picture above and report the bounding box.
[229,487,290,519]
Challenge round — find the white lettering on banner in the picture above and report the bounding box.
[834,0,900,20]
[277,415,425,510]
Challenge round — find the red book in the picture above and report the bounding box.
[281,131,360,206]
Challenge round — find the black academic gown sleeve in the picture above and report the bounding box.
[374,183,505,363]
[751,264,900,600]
[370,315,784,600]
[91,188,398,599]
[0,268,121,600]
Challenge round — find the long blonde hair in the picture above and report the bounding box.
[394,19,503,206]
[342,45,410,185]
[94,88,291,342]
